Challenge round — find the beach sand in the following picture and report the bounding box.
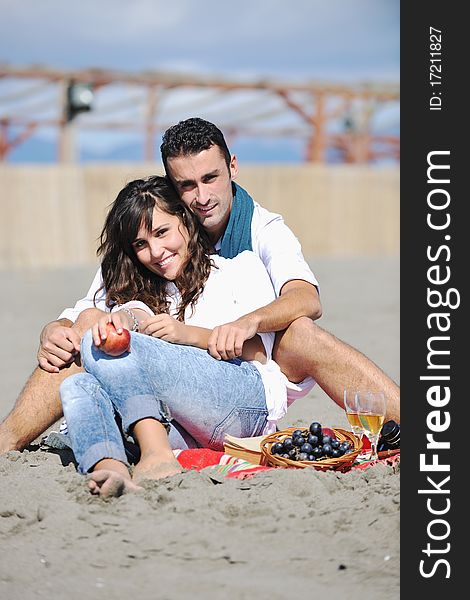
[0,257,399,599]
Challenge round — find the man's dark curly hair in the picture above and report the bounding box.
[160,117,231,174]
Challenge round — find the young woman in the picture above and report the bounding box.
[60,176,288,497]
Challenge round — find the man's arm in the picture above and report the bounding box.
[207,279,321,360]
[208,208,322,361]
[37,267,107,372]
[241,279,321,333]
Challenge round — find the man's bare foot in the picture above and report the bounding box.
[0,430,17,454]
[0,420,34,454]
[133,450,183,484]
[88,469,143,498]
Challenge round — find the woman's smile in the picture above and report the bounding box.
[156,253,177,269]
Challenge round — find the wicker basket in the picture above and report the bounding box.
[260,426,363,472]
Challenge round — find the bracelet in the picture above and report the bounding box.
[121,307,139,332]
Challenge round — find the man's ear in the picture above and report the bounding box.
[229,155,239,180]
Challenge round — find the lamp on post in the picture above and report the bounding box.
[66,81,94,122]
[59,81,94,162]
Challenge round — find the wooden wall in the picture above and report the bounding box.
[0,163,399,268]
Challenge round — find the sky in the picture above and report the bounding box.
[0,0,400,163]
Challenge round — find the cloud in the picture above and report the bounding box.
[1,0,399,80]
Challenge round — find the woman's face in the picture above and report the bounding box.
[132,205,189,281]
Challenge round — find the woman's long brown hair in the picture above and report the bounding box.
[95,175,213,321]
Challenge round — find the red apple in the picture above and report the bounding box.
[98,322,131,356]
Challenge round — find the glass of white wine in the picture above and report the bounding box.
[343,389,364,442]
[355,391,387,461]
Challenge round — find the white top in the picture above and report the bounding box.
[58,201,318,402]
[117,252,289,435]
[214,201,319,296]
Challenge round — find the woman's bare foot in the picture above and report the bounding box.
[133,450,183,484]
[88,470,143,498]
[88,459,142,498]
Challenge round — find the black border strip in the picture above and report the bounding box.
[401,3,465,595]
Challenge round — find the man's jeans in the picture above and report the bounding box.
[60,330,268,473]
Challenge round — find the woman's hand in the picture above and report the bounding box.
[91,310,130,348]
[139,314,190,344]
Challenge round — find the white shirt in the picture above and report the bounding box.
[214,201,319,296]
[58,201,318,402]
[176,253,288,434]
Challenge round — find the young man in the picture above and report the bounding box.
[0,118,399,454]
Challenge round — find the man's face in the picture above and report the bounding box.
[166,145,238,242]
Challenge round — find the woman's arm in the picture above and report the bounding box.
[96,308,267,363]
[139,313,267,363]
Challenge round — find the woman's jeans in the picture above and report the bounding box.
[60,330,268,473]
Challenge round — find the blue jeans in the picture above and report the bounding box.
[60,330,268,473]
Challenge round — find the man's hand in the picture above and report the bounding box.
[37,320,81,373]
[139,314,190,345]
[207,315,259,361]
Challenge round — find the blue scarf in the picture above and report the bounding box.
[219,183,255,259]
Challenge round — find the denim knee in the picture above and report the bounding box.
[60,372,89,411]
[79,328,119,378]
[80,329,95,369]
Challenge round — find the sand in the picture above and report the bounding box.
[0,257,399,600]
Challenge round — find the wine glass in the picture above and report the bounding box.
[343,389,364,442]
[355,391,387,461]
